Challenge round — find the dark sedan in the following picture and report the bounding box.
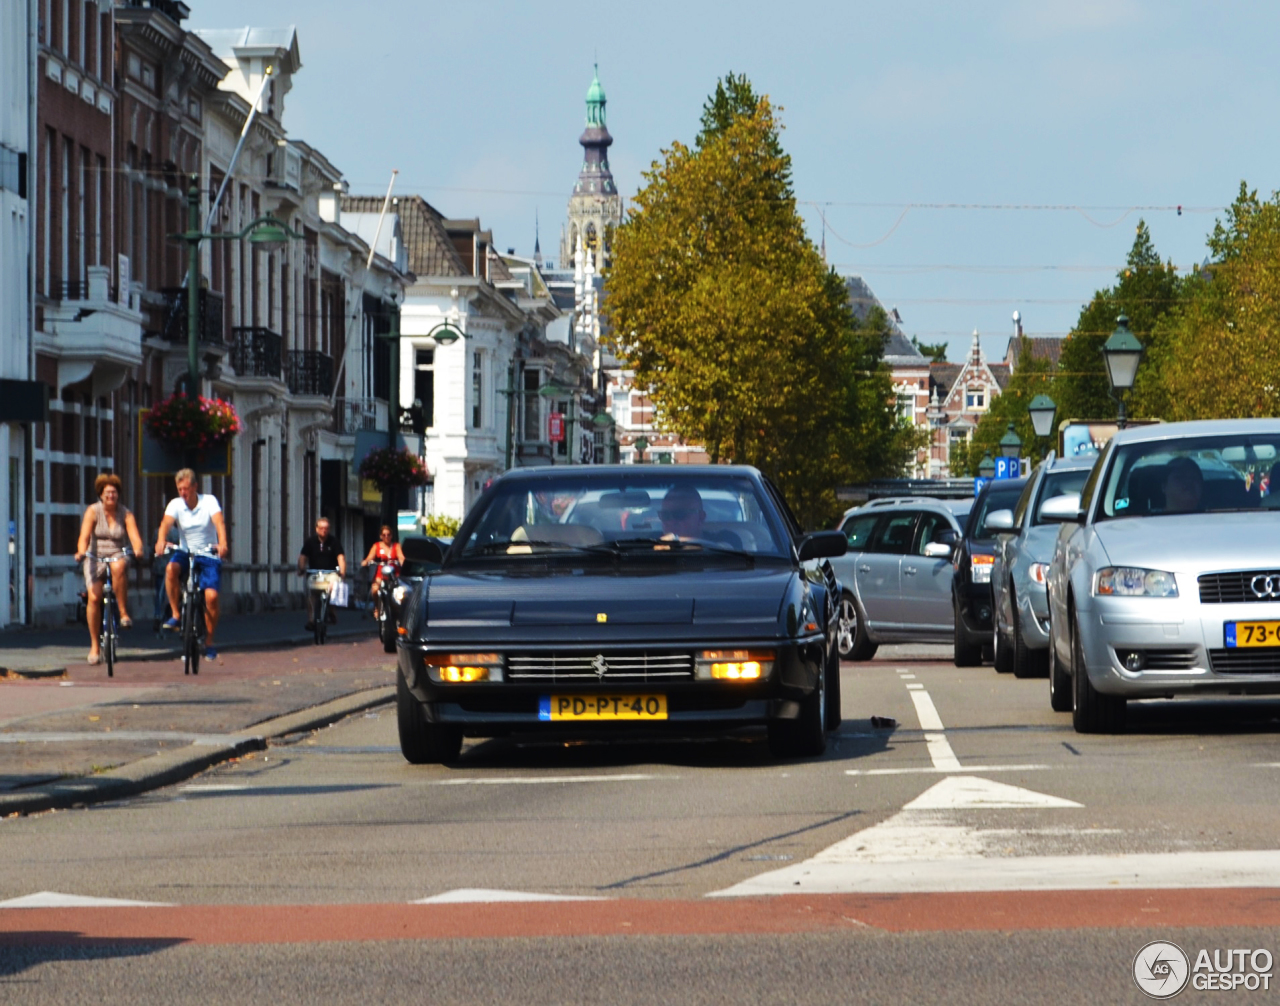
[952,476,1027,666]
[396,466,847,764]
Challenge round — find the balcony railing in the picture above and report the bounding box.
[45,278,122,303]
[333,396,381,434]
[230,327,283,380]
[286,350,334,397]
[160,288,225,344]
[119,0,191,23]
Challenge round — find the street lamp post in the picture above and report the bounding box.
[1028,394,1057,458]
[539,382,577,463]
[978,452,995,480]
[1102,315,1144,430]
[999,421,1022,460]
[174,176,302,397]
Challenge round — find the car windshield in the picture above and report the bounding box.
[1099,434,1280,519]
[455,473,789,560]
[969,484,1024,537]
[1034,469,1091,525]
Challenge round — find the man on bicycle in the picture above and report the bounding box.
[155,468,228,659]
[298,517,346,631]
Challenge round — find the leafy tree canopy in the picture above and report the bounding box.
[605,75,913,526]
[911,336,948,363]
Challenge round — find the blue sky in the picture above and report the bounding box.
[192,1,1280,363]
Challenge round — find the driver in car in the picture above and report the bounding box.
[659,486,706,540]
[1163,456,1204,513]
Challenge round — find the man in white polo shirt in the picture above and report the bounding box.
[154,468,229,659]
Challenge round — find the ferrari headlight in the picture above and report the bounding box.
[423,652,503,683]
[392,584,410,604]
[1030,562,1049,585]
[696,649,775,681]
[1094,567,1178,598]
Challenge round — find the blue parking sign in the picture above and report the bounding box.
[974,477,989,496]
[994,456,1015,479]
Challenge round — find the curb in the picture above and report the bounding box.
[0,624,378,678]
[0,685,394,817]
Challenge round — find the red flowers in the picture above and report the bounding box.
[146,394,242,451]
[359,446,430,491]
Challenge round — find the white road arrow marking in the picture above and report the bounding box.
[0,891,172,908]
[904,775,1082,810]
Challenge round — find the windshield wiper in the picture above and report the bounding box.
[467,538,602,555]
[590,537,756,562]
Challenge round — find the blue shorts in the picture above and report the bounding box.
[169,552,222,592]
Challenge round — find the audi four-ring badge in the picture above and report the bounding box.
[394,466,848,764]
[1044,418,1280,734]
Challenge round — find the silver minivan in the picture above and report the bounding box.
[832,497,973,660]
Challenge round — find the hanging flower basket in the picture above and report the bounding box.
[145,394,242,452]
[359,446,430,491]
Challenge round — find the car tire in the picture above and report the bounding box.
[1070,610,1126,734]
[381,613,397,654]
[840,593,878,662]
[824,642,842,732]
[768,656,827,759]
[1010,601,1047,679]
[1048,626,1072,712]
[397,670,463,764]
[953,597,983,667]
[992,624,1014,673]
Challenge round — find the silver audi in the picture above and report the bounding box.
[988,453,1097,678]
[1045,418,1280,733]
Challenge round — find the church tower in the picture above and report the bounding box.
[561,66,622,274]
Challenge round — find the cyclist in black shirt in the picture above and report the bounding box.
[298,517,346,630]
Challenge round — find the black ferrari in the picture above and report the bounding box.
[396,465,847,764]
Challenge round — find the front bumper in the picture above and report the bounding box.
[1016,583,1051,649]
[399,638,824,734]
[1076,593,1280,697]
[956,580,994,638]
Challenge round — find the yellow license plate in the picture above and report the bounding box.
[1226,621,1280,648]
[539,695,667,721]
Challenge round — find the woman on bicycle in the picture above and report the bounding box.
[74,473,145,665]
[360,525,404,604]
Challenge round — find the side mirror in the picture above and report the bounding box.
[798,530,847,561]
[1039,493,1084,524]
[935,528,960,546]
[402,536,445,565]
[984,509,1015,532]
[923,542,953,559]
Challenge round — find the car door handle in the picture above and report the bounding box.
[903,566,917,576]
[858,564,871,573]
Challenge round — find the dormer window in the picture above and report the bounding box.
[965,388,986,411]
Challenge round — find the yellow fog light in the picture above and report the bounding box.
[697,649,774,681]
[424,653,501,684]
[441,665,489,683]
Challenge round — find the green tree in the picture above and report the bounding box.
[910,336,948,363]
[1055,220,1180,423]
[1141,183,1280,419]
[604,76,912,526]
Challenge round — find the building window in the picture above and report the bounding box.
[522,368,540,440]
[949,427,971,448]
[471,350,483,429]
[414,349,434,430]
[897,393,915,424]
[611,387,631,428]
[965,388,986,411]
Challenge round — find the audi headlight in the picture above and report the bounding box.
[1094,567,1178,598]
[392,584,409,604]
[1030,562,1050,585]
[970,554,994,584]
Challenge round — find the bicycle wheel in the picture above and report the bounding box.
[318,593,328,645]
[182,595,198,676]
[102,598,116,678]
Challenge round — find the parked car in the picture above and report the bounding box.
[988,455,1096,679]
[952,477,1026,667]
[396,466,847,763]
[1045,418,1280,733]
[832,496,973,661]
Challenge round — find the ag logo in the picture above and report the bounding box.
[1133,941,1190,999]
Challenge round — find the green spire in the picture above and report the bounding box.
[585,64,606,127]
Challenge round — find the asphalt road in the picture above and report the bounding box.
[4,645,1280,1004]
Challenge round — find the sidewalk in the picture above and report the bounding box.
[0,618,397,817]
[0,606,377,674]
